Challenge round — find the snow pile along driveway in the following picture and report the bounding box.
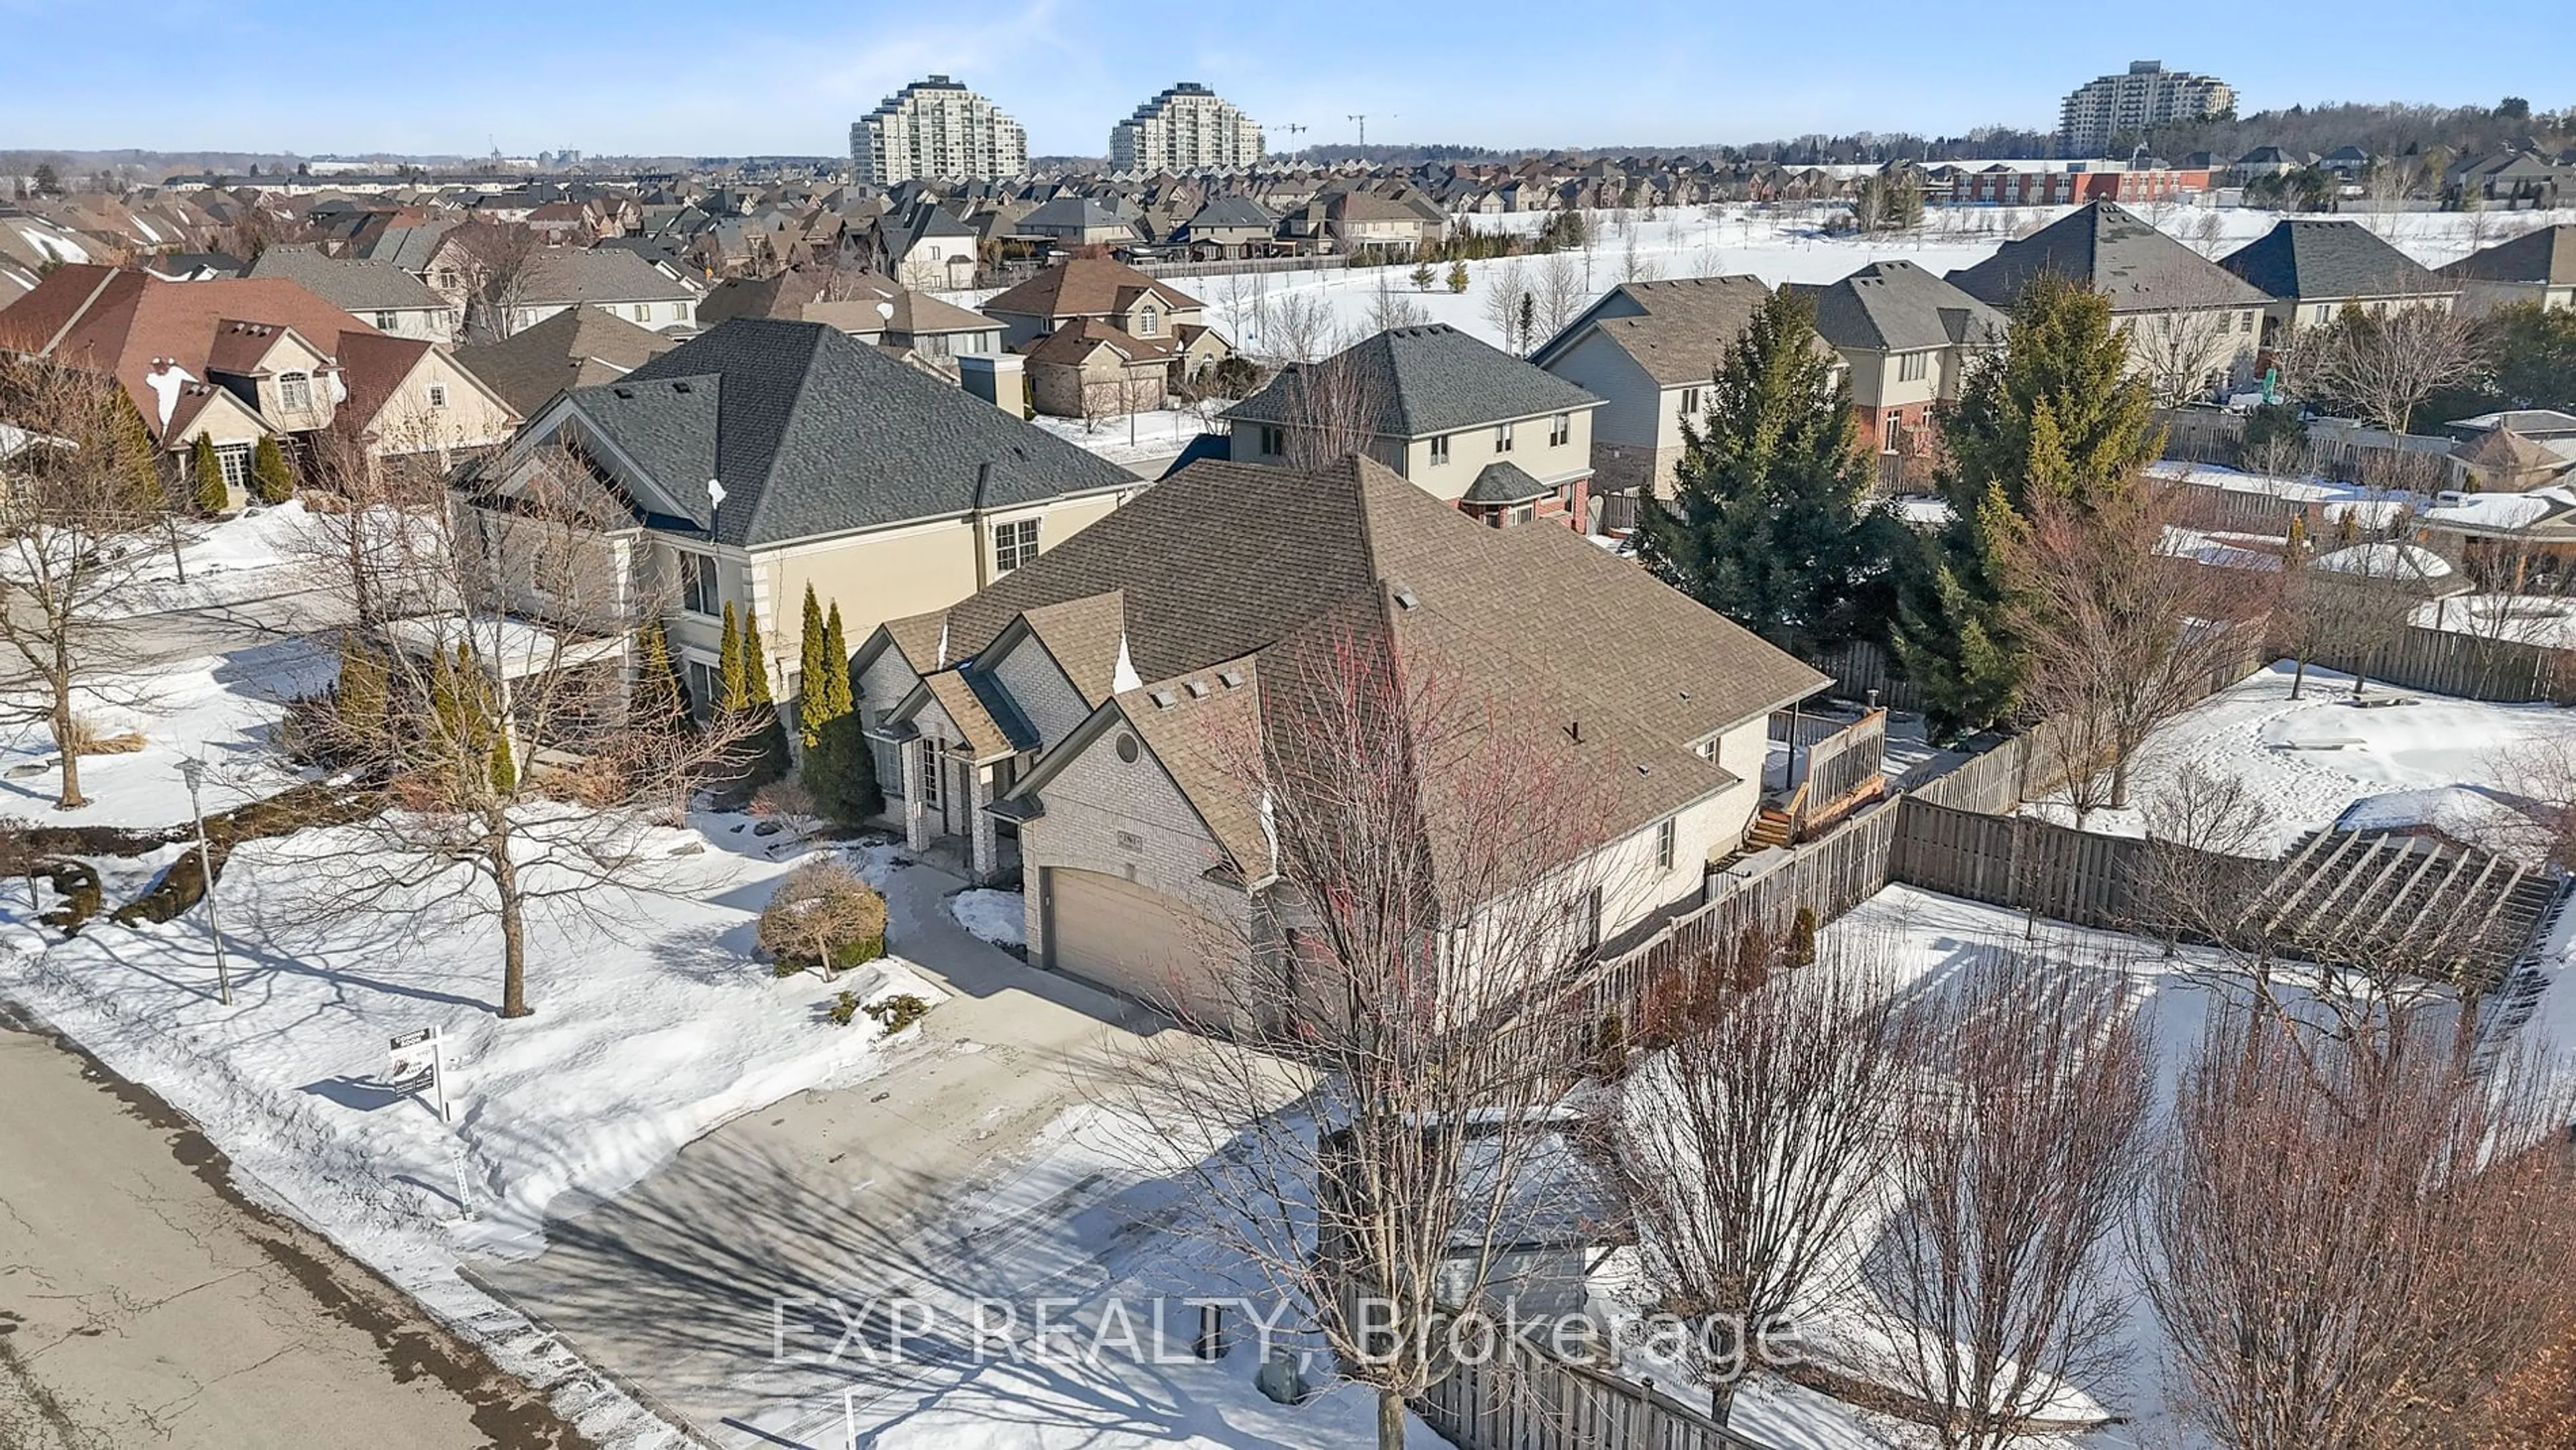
[0,812,937,1445]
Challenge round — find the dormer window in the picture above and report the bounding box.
[278,372,313,411]
[1137,307,1160,336]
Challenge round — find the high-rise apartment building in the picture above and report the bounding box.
[850,75,1029,185]
[2059,61,2235,156]
[1110,83,1265,172]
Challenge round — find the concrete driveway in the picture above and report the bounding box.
[470,858,1191,1447]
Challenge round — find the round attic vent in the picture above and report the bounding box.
[1116,733,1140,764]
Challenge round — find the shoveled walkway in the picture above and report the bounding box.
[470,858,1183,1447]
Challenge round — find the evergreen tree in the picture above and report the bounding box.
[111,399,164,511]
[1892,275,2163,736]
[800,601,881,823]
[189,433,227,514]
[631,619,691,731]
[743,604,775,709]
[249,434,294,505]
[1446,260,1470,294]
[820,603,853,718]
[488,730,518,794]
[733,603,790,785]
[1631,289,1909,657]
[797,583,830,747]
[717,601,748,711]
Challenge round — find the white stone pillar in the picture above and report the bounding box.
[904,740,930,853]
[968,764,998,882]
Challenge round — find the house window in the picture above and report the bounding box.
[215,443,251,494]
[427,384,448,408]
[678,550,718,617]
[1696,737,1718,764]
[1509,502,1535,525]
[1654,816,1676,871]
[1549,412,1571,446]
[1493,421,1515,454]
[375,311,398,330]
[918,742,944,809]
[1898,350,1929,383]
[1137,307,1160,336]
[1429,433,1450,465]
[994,517,1040,574]
[635,303,653,323]
[1258,424,1285,457]
[278,372,313,411]
[436,268,460,290]
[1884,413,1903,453]
[683,659,716,716]
[1679,386,1702,417]
[2239,311,2255,334]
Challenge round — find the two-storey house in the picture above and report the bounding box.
[1786,261,2004,491]
[1226,323,1605,529]
[2219,218,2459,354]
[1529,276,1770,521]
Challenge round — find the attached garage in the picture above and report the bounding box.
[1039,866,1224,1018]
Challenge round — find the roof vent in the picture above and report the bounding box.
[613,386,634,399]
[672,380,692,393]
[1185,679,1210,699]
[1216,668,1244,689]
[1148,688,1176,709]
[1392,586,1419,611]
[1635,763,1652,776]
[1566,719,1584,743]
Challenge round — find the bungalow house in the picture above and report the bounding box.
[458,318,1140,721]
[451,304,677,417]
[1022,319,1179,418]
[0,264,514,492]
[844,456,1828,1019]
[2438,225,2576,315]
[1529,275,1771,513]
[506,249,702,335]
[2218,218,2457,352]
[1947,201,2268,402]
[1788,261,2005,492]
[1228,323,1605,529]
[246,244,460,344]
[1018,197,1140,252]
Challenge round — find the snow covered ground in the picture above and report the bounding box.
[0,816,941,1447]
[950,204,2576,362]
[2020,659,2572,850]
[97,499,321,619]
[949,886,1028,948]
[0,638,335,828]
[1028,407,1221,468]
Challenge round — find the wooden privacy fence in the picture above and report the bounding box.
[1419,1327,1772,1450]
[1888,796,2158,931]
[2292,623,2576,705]
[1580,800,1901,1024]
[1795,708,1887,813]
[1805,638,1926,716]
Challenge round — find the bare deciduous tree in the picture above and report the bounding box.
[282,438,758,1017]
[2139,1003,2576,1450]
[447,221,548,344]
[2278,287,2488,437]
[1591,943,1921,1422]
[1275,345,1391,473]
[1863,949,2155,1450]
[1534,249,1587,350]
[1482,258,1532,354]
[2002,480,2263,821]
[2125,293,2251,407]
[1266,289,1338,365]
[0,356,174,809]
[1113,624,1623,1450]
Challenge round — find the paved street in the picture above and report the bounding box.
[0,1010,591,1450]
[472,860,1189,1447]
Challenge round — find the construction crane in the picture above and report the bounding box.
[1345,114,1394,148]
[1276,122,1307,160]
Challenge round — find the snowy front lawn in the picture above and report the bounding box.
[97,499,322,619]
[1027,408,1220,467]
[2019,659,2570,850]
[0,638,335,829]
[950,886,1028,948]
[0,811,937,1447]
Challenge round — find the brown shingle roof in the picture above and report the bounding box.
[0,264,381,442]
[982,257,1201,322]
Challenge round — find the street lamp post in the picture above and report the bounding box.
[178,756,231,1006]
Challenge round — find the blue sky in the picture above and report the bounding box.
[1,0,2568,158]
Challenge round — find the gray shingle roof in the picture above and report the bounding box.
[1462,460,1552,504]
[1226,324,1601,438]
[1180,197,1275,233]
[558,318,1135,547]
[1021,197,1136,234]
[1790,260,2004,353]
[451,304,675,417]
[2438,224,2576,286]
[1947,202,2269,313]
[520,248,698,307]
[2218,219,2446,301]
[244,245,447,312]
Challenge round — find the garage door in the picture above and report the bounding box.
[1043,868,1220,1019]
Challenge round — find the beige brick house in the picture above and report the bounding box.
[1529,276,1770,517]
[847,457,1825,1019]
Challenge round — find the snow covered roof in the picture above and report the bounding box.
[2422,486,2576,535]
[2307,541,2456,583]
[2337,786,2545,862]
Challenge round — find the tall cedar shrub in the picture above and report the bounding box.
[250,434,295,504]
[189,433,227,514]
